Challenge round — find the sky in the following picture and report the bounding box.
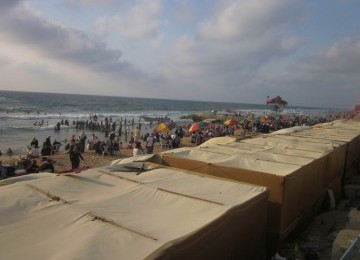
[0,0,359,109]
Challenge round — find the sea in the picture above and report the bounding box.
[0,90,343,155]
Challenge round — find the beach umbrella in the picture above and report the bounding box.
[155,122,170,133]
[189,122,204,132]
[224,119,237,126]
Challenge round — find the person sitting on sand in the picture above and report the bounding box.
[52,139,61,154]
[112,141,120,155]
[26,160,39,173]
[38,157,55,173]
[127,141,133,149]
[133,142,144,157]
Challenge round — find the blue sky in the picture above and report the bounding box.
[0,0,359,108]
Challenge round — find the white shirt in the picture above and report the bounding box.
[133,148,143,157]
[146,136,154,147]
[29,147,40,157]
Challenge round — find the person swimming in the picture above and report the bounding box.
[6,147,13,156]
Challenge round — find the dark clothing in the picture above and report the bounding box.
[38,160,55,173]
[30,138,38,147]
[41,145,52,156]
[45,137,51,147]
[69,148,84,169]
[26,161,39,173]
[79,135,87,153]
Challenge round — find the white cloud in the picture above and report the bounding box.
[0,0,23,9]
[0,0,359,108]
[111,0,164,40]
[158,0,359,107]
[0,53,12,67]
[93,17,110,39]
[281,36,303,52]
[249,36,360,108]
[164,0,303,82]
[200,0,301,40]
[0,3,146,79]
[298,36,360,75]
[172,0,196,24]
[65,0,117,6]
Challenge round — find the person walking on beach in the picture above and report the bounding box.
[69,144,84,170]
[145,133,155,154]
[78,131,87,153]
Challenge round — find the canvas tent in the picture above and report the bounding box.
[286,120,360,179]
[153,132,347,240]
[0,163,268,260]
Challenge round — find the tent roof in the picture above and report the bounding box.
[272,120,360,142]
[0,166,268,260]
[161,132,344,176]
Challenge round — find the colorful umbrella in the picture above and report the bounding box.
[155,122,170,133]
[189,122,203,132]
[224,119,237,126]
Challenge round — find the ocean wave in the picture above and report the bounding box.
[0,111,171,120]
[6,124,75,132]
[0,113,88,120]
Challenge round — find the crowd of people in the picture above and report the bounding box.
[1,109,358,179]
[85,125,184,158]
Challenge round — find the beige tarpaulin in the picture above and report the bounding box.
[156,127,348,240]
[0,164,268,260]
[286,120,360,178]
[270,125,311,135]
[199,136,237,147]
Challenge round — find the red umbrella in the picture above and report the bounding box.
[189,123,201,132]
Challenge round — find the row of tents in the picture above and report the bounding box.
[1,119,360,259]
